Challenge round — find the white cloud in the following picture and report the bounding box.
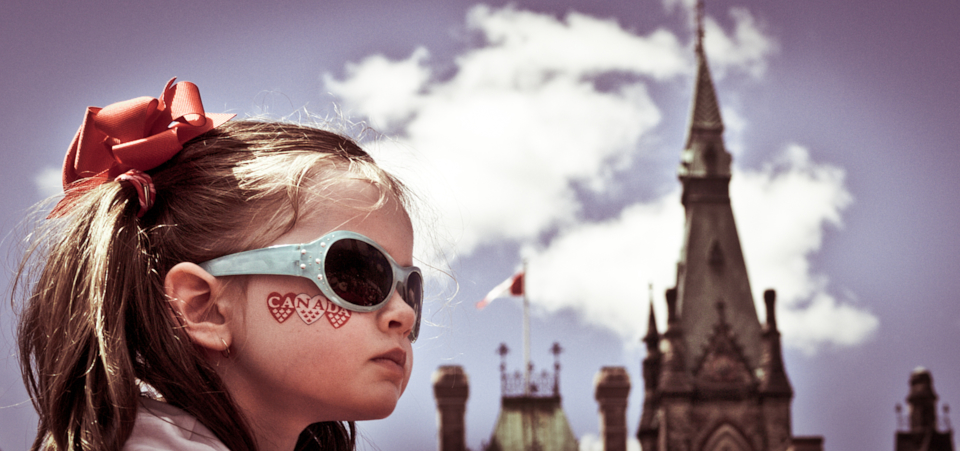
[579,433,641,451]
[733,144,878,351]
[461,5,689,83]
[322,47,431,130]
[720,104,748,157]
[661,0,777,78]
[327,5,686,255]
[703,8,778,78]
[777,293,879,352]
[524,194,683,341]
[324,5,876,352]
[34,165,62,199]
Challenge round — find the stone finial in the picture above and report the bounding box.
[759,289,792,397]
[764,289,778,331]
[595,367,632,451]
[433,365,470,451]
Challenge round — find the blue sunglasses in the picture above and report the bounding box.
[199,230,422,342]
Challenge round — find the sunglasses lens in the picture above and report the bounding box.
[325,238,393,307]
[404,270,423,309]
[404,271,423,341]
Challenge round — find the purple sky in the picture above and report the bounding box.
[2,1,959,451]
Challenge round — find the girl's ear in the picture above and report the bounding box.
[165,262,234,355]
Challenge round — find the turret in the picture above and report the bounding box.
[895,368,955,451]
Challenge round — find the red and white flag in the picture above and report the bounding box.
[476,270,524,310]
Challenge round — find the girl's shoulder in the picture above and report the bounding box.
[123,397,231,451]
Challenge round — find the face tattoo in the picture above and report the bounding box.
[268,292,352,328]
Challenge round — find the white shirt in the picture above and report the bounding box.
[123,397,231,451]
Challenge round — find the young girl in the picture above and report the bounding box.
[15,78,423,451]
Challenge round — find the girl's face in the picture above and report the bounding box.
[219,180,416,443]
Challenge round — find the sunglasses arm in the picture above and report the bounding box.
[199,244,315,279]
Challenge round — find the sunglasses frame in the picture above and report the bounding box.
[198,230,422,341]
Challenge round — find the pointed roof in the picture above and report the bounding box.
[486,396,578,451]
[643,296,659,349]
[679,1,730,181]
[687,40,724,140]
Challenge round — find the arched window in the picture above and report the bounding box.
[701,423,753,451]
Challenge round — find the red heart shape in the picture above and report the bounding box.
[325,303,352,329]
[267,292,295,323]
[295,295,327,325]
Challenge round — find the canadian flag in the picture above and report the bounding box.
[476,270,524,310]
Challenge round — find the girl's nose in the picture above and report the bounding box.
[378,288,417,340]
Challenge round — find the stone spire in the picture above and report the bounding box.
[642,299,661,390]
[673,0,762,372]
[684,0,725,151]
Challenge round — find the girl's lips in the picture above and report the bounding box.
[373,348,407,370]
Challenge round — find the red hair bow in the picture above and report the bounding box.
[53,77,235,216]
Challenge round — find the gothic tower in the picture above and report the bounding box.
[636,2,821,450]
[675,3,761,377]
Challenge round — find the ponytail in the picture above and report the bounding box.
[18,181,150,450]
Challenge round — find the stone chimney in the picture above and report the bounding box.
[433,365,469,451]
[595,366,632,451]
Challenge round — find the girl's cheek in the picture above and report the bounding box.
[265,292,352,328]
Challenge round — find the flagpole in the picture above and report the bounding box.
[522,259,530,396]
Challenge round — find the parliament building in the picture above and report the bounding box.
[431,3,954,450]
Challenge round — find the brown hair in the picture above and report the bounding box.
[15,120,408,451]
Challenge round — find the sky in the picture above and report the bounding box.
[1,1,958,451]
